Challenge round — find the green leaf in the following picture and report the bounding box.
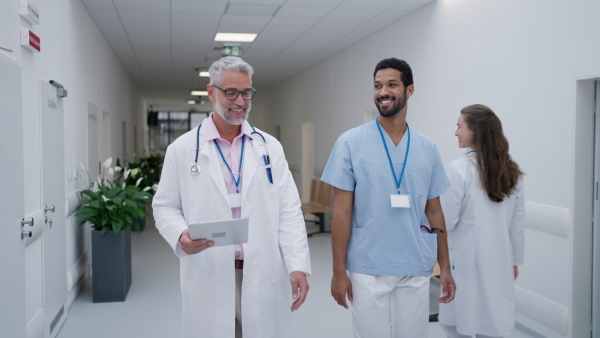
[76,208,99,218]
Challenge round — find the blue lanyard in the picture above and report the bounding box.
[214,137,245,193]
[376,117,410,194]
[466,150,476,155]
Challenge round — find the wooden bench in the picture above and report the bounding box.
[301,179,333,236]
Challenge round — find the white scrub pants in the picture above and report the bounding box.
[440,323,501,338]
[235,268,243,338]
[349,272,429,338]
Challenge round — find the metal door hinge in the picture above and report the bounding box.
[21,217,33,239]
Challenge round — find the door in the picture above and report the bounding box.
[102,111,112,161]
[0,54,26,338]
[40,80,67,337]
[301,121,314,203]
[593,80,600,338]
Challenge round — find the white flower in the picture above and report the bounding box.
[103,158,112,170]
[79,162,88,173]
[131,168,140,177]
[124,169,131,180]
[152,184,158,191]
[107,167,115,181]
[101,195,110,202]
[143,186,151,191]
[114,166,123,173]
[135,177,143,187]
[122,182,126,189]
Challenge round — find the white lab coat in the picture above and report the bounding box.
[152,121,311,338]
[438,153,525,337]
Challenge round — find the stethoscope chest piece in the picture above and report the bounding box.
[190,164,201,175]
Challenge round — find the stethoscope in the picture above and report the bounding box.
[191,123,274,184]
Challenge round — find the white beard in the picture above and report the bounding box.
[215,101,251,126]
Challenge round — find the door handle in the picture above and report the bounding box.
[45,205,55,213]
[22,231,32,239]
[21,218,34,227]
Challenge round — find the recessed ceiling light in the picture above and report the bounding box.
[214,33,257,42]
[187,100,196,104]
[191,91,208,96]
[199,71,210,77]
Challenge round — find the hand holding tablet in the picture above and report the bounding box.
[188,218,249,247]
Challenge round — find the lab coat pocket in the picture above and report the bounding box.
[420,231,437,274]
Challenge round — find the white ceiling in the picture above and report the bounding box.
[81,0,435,110]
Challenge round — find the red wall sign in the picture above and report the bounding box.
[20,29,40,53]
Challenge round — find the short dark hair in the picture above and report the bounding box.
[373,58,413,87]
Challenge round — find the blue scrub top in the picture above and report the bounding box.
[321,120,449,276]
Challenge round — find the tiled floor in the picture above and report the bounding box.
[56,219,531,338]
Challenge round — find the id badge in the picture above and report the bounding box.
[390,194,411,208]
[229,193,242,208]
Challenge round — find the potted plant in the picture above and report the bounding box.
[76,158,152,302]
[125,153,163,230]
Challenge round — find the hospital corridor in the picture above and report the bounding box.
[1,0,600,337]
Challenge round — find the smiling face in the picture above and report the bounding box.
[455,114,474,149]
[373,68,414,118]
[208,70,252,125]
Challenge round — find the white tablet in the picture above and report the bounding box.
[188,218,249,247]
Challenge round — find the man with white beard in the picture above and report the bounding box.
[153,56,311,338]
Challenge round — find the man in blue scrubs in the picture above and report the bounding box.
[322,58,456,337]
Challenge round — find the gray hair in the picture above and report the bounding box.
[208,57,254,86]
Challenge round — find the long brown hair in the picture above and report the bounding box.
[461,104,524,202]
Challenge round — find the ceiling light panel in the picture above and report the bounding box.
[215,27,261,37]
[225,4,280,16]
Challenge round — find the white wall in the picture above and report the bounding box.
[253,1,600,337]
[0,0,143,311]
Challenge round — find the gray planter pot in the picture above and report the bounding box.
[91,228,132,302]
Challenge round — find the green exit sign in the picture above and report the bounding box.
[222,45,241,56]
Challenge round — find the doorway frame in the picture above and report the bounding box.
[572,77,597,338]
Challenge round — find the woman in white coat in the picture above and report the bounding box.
[439,104,525,338]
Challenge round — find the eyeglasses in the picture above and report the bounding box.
[212,85,256,100]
